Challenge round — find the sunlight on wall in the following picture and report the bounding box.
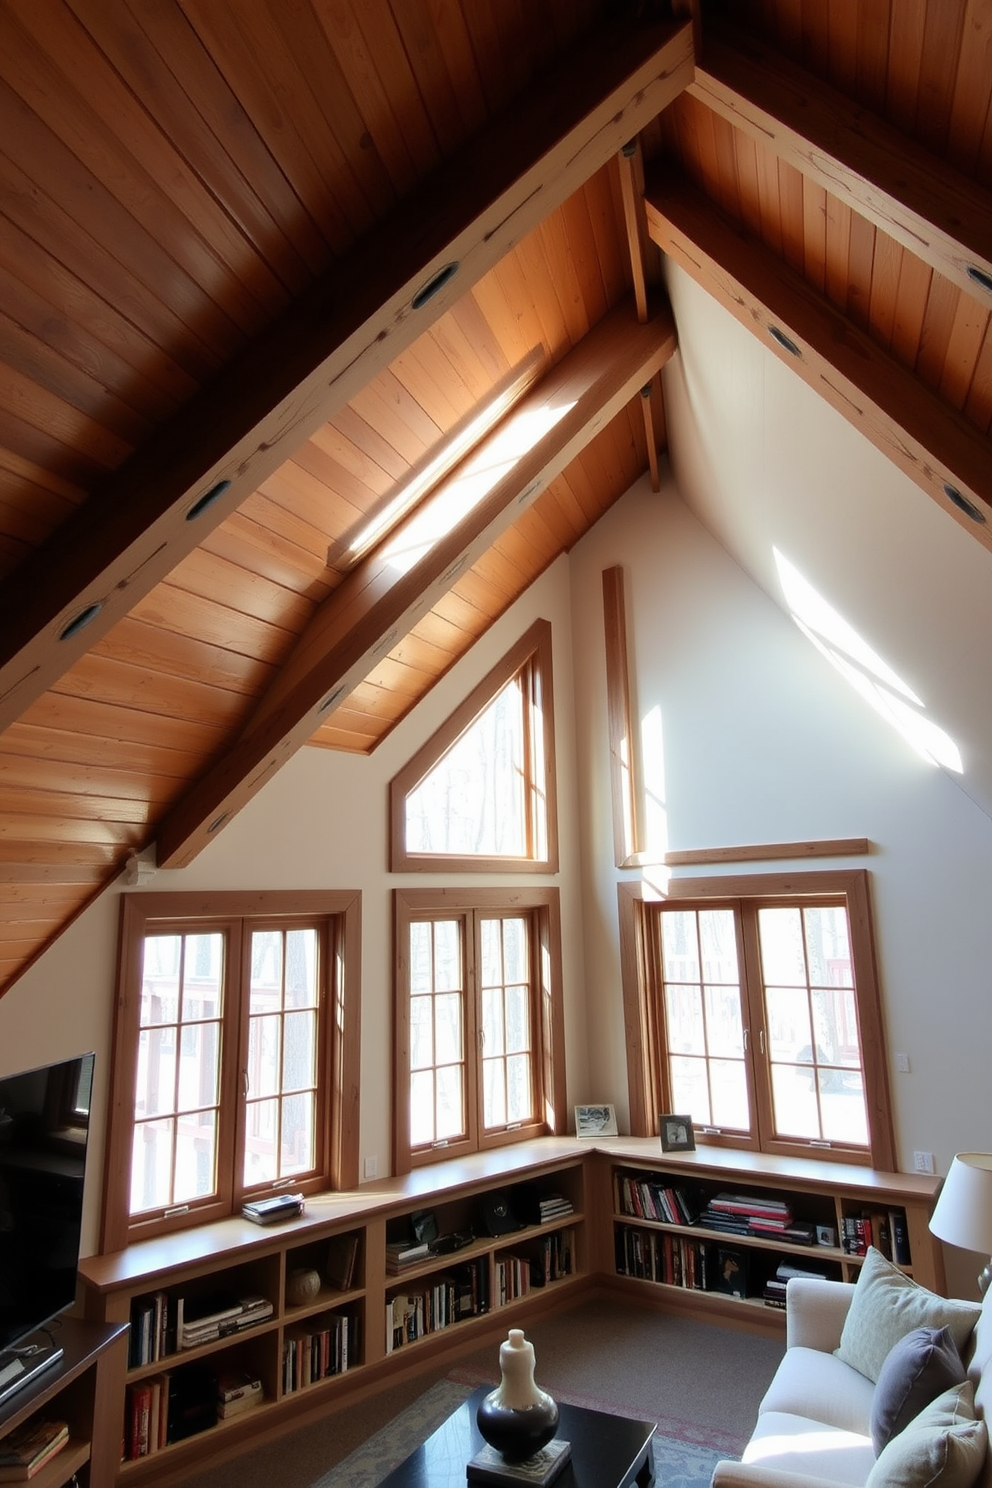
[775,548,962,773]
[640,705,669,860]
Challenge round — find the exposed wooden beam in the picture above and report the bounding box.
[0,16,694,738]
[664,838,870,867]
[690,27,992,307]
[602,565,640,867]
[157,297,679,867]
[646,171,992,552]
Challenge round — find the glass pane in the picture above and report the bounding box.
[282,1009,316,1092]
[404,680,527,857]
[130,1117,174,1214]
[698,909,738,982]
[174,1109,218,1201]
[435,1065,464,1140]
[481,986,504,1056]
[434,920,461,992]
[670,1055,710,1123]
[483,1058,506,1129]
[135,1027,176,1117]
[434,993,463,1065]
[176,1022,219,1112]
[244,1098,278,1184]
[409,995,433,1071]
[506,1052,532,1123]
[661,911,699,982]
[709,1058,750,1129]
[181,933,223,1020]
[812,986,860,1066]
[765,985,813,1061]
[410,1069,435,1146]
[770,1063,820,1138]
[280,1091,315,1174]
[250,930,282,1014]
[502,919,526,985]
[249,1014,281,1098]
[805,906,852,987]
[141,935,181,1025]
[410,922,432,996]
[504,984,530,1054]
[665,984,705,1056]
[758,907,806,986]
[820,1070,869,1145]
[480,918,502,987]
[285,928,318,1007]
[703,984,744,1058]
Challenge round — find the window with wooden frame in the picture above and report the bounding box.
[619,870,895,1169]
[393,889,566,1173]
[101,891,361,1251]
[389,620,558,872]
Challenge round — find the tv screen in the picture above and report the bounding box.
[0,1053,95,1355]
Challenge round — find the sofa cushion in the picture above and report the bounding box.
[865,1382,987,1488]
[742,1410,876,1486]
[871,1327,968,1454]
[761,1346,877,1437]
[835,1249,981,1383]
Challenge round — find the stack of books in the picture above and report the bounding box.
[0,1420,68,1481]
[763,1259,833,1309]
[536,1193,574,1223]
[699,1193,815,1245]
[216,1370,264,1421]
[385,1240,432,1274]
[178,1294,274,1349]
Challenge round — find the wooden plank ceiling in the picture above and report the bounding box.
[2,0,991,997]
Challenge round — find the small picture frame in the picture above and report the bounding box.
[660,1114,695,1152]
[815,1223,837,1248]
[574,1104,618,1138]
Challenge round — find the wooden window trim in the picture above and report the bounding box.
[619,869,895,1170]
[393,887,567,1175]
[389,619,559,873]
[101,889,361,1254]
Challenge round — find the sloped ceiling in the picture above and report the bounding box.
[2,0,991,997]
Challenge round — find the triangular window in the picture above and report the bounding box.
[390,620,558,872]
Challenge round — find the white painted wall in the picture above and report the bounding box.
[569,469,992,1294]
[0,559,587,1257]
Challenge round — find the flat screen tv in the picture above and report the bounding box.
[0,1052,95,1393]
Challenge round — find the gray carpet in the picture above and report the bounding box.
[171,1298,784,1488]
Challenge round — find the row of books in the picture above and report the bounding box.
[0,1419,68,1482]
[615,1226,712,1290]
[385,1259,489,1353]
[124,1366,264,1458]
[614,1173,698,1226]
[282,1312,358,1391]
[842,1209,910,1263]
[129,1292,274,1364]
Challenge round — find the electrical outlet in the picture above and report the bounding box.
[363,1155,378,1180]
[913,1150,935,1174]
[895,1052,910,1073]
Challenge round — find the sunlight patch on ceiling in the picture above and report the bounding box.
[382,399,575,575]
[774,549,962,773]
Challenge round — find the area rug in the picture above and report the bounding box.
[313,1378,733,1487]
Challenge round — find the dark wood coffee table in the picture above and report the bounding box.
[376,1384,655,1487]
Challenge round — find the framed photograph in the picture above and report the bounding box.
[574,1103,618,1138]
[659,1113,695,1152]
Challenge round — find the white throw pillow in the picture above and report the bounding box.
[835,1248,981,1382]
[865,1382,987,1488]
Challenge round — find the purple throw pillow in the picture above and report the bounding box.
[870,1325,968,1455]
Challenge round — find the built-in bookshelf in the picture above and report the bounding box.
[78,1137,943,1485]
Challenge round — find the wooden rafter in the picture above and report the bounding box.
[0,16,694,738]
[645,171,992,551]
[156,297,679,867]
[690,27,992,307]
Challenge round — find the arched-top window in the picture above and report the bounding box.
[389,620,558,872]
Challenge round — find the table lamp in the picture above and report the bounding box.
[928,1153,992,1295]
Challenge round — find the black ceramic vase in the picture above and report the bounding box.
[476,1329,560,1462]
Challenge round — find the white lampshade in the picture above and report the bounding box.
[929,1154,992,1254]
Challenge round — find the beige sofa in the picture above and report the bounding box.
[713,1251,992,1488]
